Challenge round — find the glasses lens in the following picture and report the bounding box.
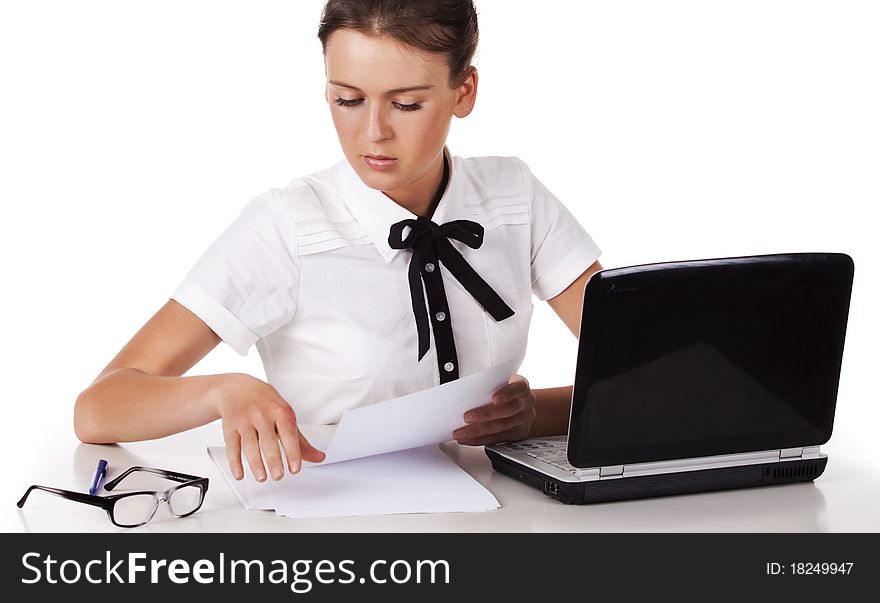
[168,484,203,517]
[113,494,158,527]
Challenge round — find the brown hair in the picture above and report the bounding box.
[317,0,479,89]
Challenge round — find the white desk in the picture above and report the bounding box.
[7,420,880,532]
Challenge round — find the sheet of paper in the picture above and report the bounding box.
[319,359,517,465]
[207,447,280,511]
[269,446,498,518]
[207,425,339,509]
[207,441,500,518]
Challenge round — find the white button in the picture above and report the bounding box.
[424,263,435,272]
[435,311,446,321]
[444,362,455,372]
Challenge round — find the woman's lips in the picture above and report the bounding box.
[363,155,398,171]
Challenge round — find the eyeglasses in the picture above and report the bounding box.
[17,466,209,528]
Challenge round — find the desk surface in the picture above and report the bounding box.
[7,421,880,532]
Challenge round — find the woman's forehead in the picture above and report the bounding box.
[324,29,448,91]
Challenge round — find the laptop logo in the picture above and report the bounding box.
[604,283,638,294]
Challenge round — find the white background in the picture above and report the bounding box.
[1,0,877,512]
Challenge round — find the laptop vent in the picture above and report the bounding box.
[769,464,819,481]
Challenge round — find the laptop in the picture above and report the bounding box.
[486,252,854,504]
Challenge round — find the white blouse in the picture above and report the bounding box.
[171,146,601,424]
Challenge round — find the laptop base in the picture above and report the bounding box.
[485,449,827,505]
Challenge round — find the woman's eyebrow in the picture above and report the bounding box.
[329,80,434,95]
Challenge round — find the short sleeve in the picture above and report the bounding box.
[171,188,300,355]
[519,159,602,301]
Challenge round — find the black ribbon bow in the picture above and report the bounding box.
[388,217,514,382]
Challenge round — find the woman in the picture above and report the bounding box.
[74,0,603,484]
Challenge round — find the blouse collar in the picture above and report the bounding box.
[337,146,479,263]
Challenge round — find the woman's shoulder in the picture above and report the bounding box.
[457,153,532,197]
[458,153,528,176]
[253,159,353,224]
[262,160,366,256]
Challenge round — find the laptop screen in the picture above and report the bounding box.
[567,253,853,467]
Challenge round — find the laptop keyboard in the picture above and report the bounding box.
[505,440,581,474]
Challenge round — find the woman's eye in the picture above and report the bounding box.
[333,98,422,112]
[334,98,362,108]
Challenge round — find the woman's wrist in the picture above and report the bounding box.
[529,385,573,438]
[201,373,246,419]
[203,372,273,419]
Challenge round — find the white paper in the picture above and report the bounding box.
[270,446,498,518]
[207,447,281,511]
[319,360,516,464]
[207,442,500,518]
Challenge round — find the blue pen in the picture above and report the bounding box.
[88,459,109,495]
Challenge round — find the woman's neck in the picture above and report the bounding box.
[422,152,450,219]
[383,151,450,219]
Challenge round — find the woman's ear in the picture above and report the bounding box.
[453,66,478,118]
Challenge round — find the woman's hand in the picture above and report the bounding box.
[453,374,537,446]
[213,373,325,481]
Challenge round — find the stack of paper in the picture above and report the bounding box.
[207,361,515,518]
[208,444,499,518]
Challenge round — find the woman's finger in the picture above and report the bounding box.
[256,419,285,480]
[240,428,267,482]
[491,378,529,404]
[458,423,524,447]
[224,430,244,480]
[299,430,327,463]
[275,410,303,473]
[454,409,528,442]
[464,395,527,424]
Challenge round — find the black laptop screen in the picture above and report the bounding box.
[567,253,853,468]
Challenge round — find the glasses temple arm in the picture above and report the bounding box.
[17,485,107,509]
[104,466,204,490]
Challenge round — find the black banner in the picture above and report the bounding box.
[2,533,877,601]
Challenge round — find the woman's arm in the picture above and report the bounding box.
[547,259,604,338]
[74,300,323,481]
[453,260,604,444]
[74,300,224,443]
[529,259,604,437]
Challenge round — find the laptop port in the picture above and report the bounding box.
[543,481,560,497]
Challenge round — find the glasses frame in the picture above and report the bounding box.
[17,466,209,528]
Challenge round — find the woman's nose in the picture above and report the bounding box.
[365,105,392,142]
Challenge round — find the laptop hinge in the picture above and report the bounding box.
[802,446,821,459]
[599,465,624,478]
[779,446,821,460]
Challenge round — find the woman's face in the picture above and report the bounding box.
[324,28,476,213]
